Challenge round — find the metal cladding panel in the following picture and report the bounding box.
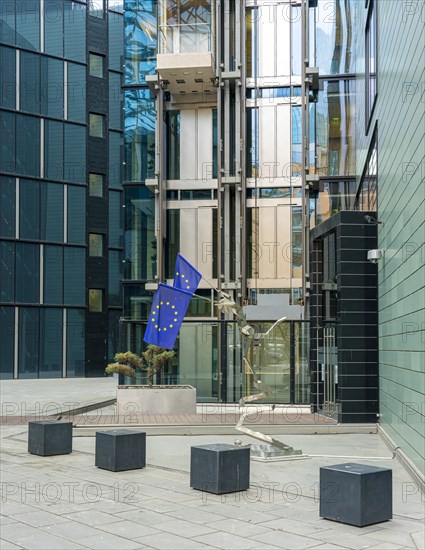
[197,109,213,180]
[276,106,291,172]
[277,204,291,279]
[258,206,276,279]
[259,106,275,175]
[180,110,197,179]
[276,12,291,76]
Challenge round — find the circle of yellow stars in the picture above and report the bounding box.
[150,301,179,332]
[175,272,191,290]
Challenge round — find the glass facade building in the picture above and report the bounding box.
[0,0,124,377]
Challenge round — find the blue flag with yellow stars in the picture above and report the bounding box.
[173,253,202,294]
[143,283,192,350]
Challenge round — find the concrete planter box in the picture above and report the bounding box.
[28,421,73,456]
[116,385,196,415]
[95,430,146,472]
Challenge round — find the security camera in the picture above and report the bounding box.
[367,249,384,263]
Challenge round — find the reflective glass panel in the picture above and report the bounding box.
[89,53,104,78]
[45,0,64,57]
[0,2,15,45]
[64,247,85,305]
[109,72,122,130]
[89,0,104,18]
[166,111,180,179]
[45,120,64,181]
[16,243,40,303]
[0,241,14,302]
[89,173,104,197]
[16,114,40,177]
[16,0,40,51]
[18,307,39,378]
[89,233,103,256]
[19,179,40,239]
[109,130,122,187]
[67,63,86,123]
[41,182,64,242]
[316,80,355,176]
[109,11,124,71]
[109,190,123,247]
[124,89,155,181]
[109,250,123,306]
[0,307,14,379]
[66,308,85,376]
[0,46,16,109]
[0,110,15,173]
[0,176,15,238]
[89,113,105,137]
[20,51,40,114]
[89,289,103,312]
[64,0,86,62]
[41,56,64,118]
[125,0,157,84]
[44,245,63,304]
[64,123,86,182]
[67,185,86,244]
[40,308,63,378]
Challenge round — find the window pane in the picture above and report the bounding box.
[44,245,63,304]
[89,233,103,256]
[67,185,86,244]
[0,241,14,302]
[45,0,65,57]
[18,307,40,378]
[0,307,14,379]
[16,243,40,303]
[16,0,40,51]
[64,123,86,182]
[41,57,64,119]
[20,179,40,239]
[67,309,85,376]
[109,130,122,187]
[124,89,156,181]
[166,111,180,179]
[41,183,64,242]
[89,53,104,78]
[89,0,104,18]
[292,106,302,177]
[64,247,85,304]
[64,0,86,62]
[89,289,103,312]
[0,46,16,109]
[0,3,15,45]
[108,309,121,362]
[45,120,64,180]
[292,206,302,278]
[89,113,105,137]
[40,308,63,378]
[0,111,15,173]
[108,11,123,71]
[124,0,157,84]
[109,72,122,129]
[16,114,40,177]
[67,63,86,123]
[0,176,15,238]
[20,52,41,115]
[109,190,123,247]
[109,250,122,306]
[89,173,104,197]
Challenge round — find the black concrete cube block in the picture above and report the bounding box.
[28,421,73,456]
[95,430,146,472]
[190,444,250,494]
[320,463,392,527]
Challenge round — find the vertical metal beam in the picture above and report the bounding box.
[14,307,19,379]
[62,309,67,377]
[157,88,165,281]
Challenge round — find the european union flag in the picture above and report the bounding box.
[173,253,202,294]
[143,283,192,350]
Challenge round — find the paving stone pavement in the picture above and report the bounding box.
[1,425,424,550]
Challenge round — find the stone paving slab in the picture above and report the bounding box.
[1,425,424,550]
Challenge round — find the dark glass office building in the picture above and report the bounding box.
[0,0,124,378]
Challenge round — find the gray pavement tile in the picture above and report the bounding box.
[0,501,39,516]
[63,509,124,526]
[194,531,274,549]
[166,505,230,525]
[134,532,213,549]
[155,519,217,538]
[256,517,331,536]
[9,510,69,527]
[0,516,18,526]
[312,545,355,550]
[77,533,142,550]
[376,518,425,534]
[365,528,420,548]
[0,540,24,550]
[252,530,323,549]
[185,501,280,524]
[411,531,425,550]
[117,508,171,526]
[309,530,391,549]
[367,544,409,550]
[206,517,272,537]
[138,498,182,513]
[35,501,96,516]
[92,498,141,515]
[40,520,110,539]
[0,524,87,550]
[99,519,161,538]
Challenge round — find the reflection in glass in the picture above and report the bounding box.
[89,53,104,78]
[125,0,157,84]
[366,0,377,125]
[109,250,123,307]
[292,206,302,278]
[16,114,40,177]
[89,233,104,256]
[124,186,156,280]
[44,245,63,304]
[89,173,104,197]
[89,289,103,312]
[316,80,355,176]
[0,46,15,109]
[19,179,40,239]
[0,177,15,238]
[16,0,40,51]
[16,243,40,304]
[64,1,86,63]
[67,186,86,244]
[41,182,64,241]
[64,247,85,305]
[166,111,180,179]
[314,180,357,225]
[0,241,14,302]
[124,89,155,181]
[109,190,124,247]
[311,0,355,75]
[295,323,310,403]
[89,113,105,137]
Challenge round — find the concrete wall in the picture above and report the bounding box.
[355,1,425,474]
